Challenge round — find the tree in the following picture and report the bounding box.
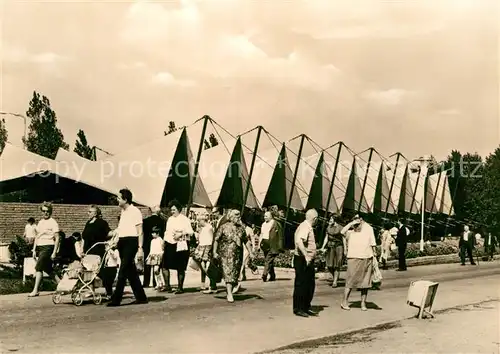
[74,129,94,160]
[208,133,218,148]
[23,91,69,159]
[0,118,8,155]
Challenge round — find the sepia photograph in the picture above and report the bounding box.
[0,0,498,353]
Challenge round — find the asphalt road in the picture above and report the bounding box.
[1,261,499,354]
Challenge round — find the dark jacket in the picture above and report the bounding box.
[484,234,498,248]
[396,226,409,247]
[459,231,475,248]
[267,220,284,254]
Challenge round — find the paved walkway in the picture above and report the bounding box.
[1,261,498,353]
[271,300,500,354]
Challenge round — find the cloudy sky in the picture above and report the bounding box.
[1,0,498,161]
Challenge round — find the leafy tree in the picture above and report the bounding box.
[74,129,94,160]
[23,91,69,159]
[443,150,483,223]
[0,118,8,154]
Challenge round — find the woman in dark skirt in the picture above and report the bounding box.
[161,200,194,294]
[29,202,61,297]
[320,215,345,287]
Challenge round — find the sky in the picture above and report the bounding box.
[1,0,498,162]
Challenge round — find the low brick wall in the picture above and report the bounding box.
[0,202,150,242]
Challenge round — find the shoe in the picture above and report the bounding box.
[306,309,319,316]
[340,303,350,311]
[471,263,477,265]
[202,289,217,294]
[174,289,184,294]
[227,295,234,303]
[28,292,39,298]
[262,276,268,282]
[268,277,276,282]
[293,311,309,318]
[232,284,241,294]
[131,299,149,305]
[331,282,338,288]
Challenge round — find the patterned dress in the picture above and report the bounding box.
[216,222,248,285]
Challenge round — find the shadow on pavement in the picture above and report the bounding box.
[311,305,329,314]
[213,294,264,302]
[349,301,382,310]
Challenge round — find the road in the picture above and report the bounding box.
[0,261,499,354]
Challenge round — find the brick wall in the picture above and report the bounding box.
[0,203,150,243]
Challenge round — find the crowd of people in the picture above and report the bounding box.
[23,187,497,314]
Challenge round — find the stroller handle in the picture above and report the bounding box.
[84,241,111,256]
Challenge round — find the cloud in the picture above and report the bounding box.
[119,1,341,91]
[364,89,412,106]
[292,1,446,39]
[438,109,462,116]
[30,52,68,64]
[3,44,68,64]
[118,61,147,70]
[152,72,197,87]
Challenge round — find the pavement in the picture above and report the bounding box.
[271,300,500,354]
[0,261,499,354]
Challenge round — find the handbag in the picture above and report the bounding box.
[206,258,223,283]
[371,257,383,285]
[188,257,200,271]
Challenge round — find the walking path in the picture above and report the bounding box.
[1,261,498,353]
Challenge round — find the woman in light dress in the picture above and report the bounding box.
[340,216,377,311]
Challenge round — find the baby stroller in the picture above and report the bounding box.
[52,242,109,306]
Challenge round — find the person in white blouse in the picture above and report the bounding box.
[340,216,377,311]
[28,202,61,297]
[24,217,37,246]
[161,199,194,294]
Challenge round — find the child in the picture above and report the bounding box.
[100,243,119,299]
[24,217,37,246]
[145,226,165,290]
[193,213,215,291]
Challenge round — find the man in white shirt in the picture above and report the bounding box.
[292,209,319,318]
[459,225,476,266]
[108,188,148,307]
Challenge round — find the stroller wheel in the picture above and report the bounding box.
[72,292,84,306]
[52,293,62,304]
[93,293,102,305]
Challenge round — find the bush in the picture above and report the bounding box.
[0,265,57,295]
[8,236,31,269]
[252,241,497,269]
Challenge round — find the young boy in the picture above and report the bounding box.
[100,244,119,300]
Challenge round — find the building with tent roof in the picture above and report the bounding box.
[0,115,457,243]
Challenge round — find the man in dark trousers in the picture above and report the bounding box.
[460,225,476,265]
[396,220,409,271]
[142,205,166,288]
[260,210,284,282]
[108,188,148,307]
[484,229,498,261]
[293,209,319,318]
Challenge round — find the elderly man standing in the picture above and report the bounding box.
[293,209,319,318]
[260,211,284,282]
